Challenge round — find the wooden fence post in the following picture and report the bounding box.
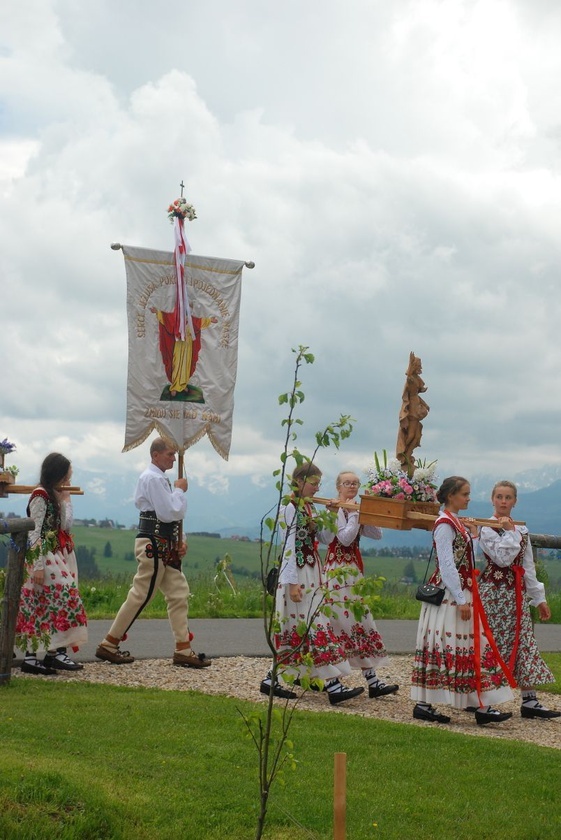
[334,752,346,840]
[0,518,34,686]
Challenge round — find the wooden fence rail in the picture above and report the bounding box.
[530,534,561,551]
[0,518,34,686]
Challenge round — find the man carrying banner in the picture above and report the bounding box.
[95,437,212,668]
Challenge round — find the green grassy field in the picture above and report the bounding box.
[73,526,561,584]
[1,674,560,839]
[74,526,263,578]
[77,526,561,583]
[72,526,561,622]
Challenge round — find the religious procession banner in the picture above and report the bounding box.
[121,244,245,459]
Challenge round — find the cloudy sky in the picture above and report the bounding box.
[2,0,561,512]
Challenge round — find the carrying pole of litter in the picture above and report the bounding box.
[334,752,346,840]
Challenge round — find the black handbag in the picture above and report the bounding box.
[415,548,445,606]
[415,582,445,606]
[266,564,279,596]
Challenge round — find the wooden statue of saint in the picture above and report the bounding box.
[396,352,429,477]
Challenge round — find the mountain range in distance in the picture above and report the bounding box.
[3,464,561,549]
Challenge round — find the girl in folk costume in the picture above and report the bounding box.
[260,462,364,705]
[324,471,398,699]
[16,453,88,675]
[411,476,514,725]
[478,481,560,719]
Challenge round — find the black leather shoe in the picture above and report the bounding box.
[259,680,297,700]
[328,686,365,705]
[43,653,83,671]
[21,660,58,676]
[294,677,325,692]
[413,704,450,723]
[369,682,399,699]
[521,704,561,719]
[475,708,513,726]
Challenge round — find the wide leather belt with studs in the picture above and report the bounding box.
[138,511,179,539]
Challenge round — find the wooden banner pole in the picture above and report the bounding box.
[177,452,185,549]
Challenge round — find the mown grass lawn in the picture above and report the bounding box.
[1,677,561,839]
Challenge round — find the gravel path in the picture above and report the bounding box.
[14,655,561,751]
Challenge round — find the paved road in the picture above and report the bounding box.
[40,618,561,663]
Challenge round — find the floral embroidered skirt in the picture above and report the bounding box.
[411,589,513,709]
[274,561,351,681]
[324,561,388,670]
[478,582,554,687]
[15,549,88,653]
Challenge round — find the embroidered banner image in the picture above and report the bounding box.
[122,244,245,459]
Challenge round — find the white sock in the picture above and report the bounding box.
[326,679,343,695]
[363,669,380,688]
[522,691,538,706]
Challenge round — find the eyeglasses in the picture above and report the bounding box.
[341,481,360,488]
[305,479,322,488]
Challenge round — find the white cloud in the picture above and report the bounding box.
[1,0,561,516]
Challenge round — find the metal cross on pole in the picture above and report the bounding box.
[179,180,185,197]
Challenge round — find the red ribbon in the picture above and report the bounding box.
[471,568,517,706]
[173,217,194,342]
[58,529,75,554]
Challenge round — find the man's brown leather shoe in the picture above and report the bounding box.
[95,645,135,664]
[173,651,212,668]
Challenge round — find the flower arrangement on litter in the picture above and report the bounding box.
[167,197,197,223]
[365,450,438,503]
[2,465,19,479]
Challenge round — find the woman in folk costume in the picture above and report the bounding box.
[260,462,364,705]
[411,476,514,725]
[323,471,398,699]
[16,453,87,675]
[478,481,560,720]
